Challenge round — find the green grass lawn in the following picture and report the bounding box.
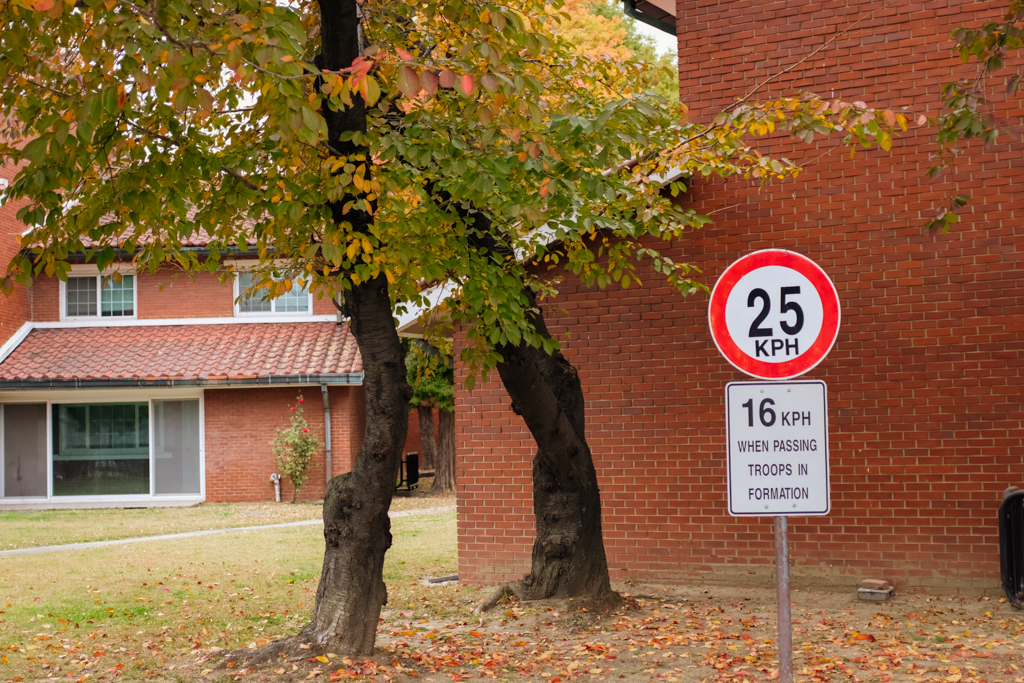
[0,511,463,682]
[0,491,454,550]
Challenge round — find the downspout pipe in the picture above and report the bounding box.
[321,383,332,491]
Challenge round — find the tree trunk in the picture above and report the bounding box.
[297,0,409,653]
[491,290,615,606]
[447,212,614,607]
[417,404,436,471]
[225,0,409,662]
[238,275,407,663]
[432,409,456,494]
[298,273,408,654]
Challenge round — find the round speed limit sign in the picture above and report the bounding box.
[709,250,840,380]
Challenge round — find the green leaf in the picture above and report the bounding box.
[102,86,118,113]
[364,76,381,106]
[301,106,323,137]
[21,136,47,164]
[322,241,342,265]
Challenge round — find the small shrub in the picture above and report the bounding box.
[272,395,322,502]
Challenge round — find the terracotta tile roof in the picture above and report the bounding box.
[0,322,362,387]
[25,206,258,250]
[82,222,257,249]
[83,225,241,249]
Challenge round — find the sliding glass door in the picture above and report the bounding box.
[52,402,150,496]
[153,400,201,495]
[0,396,203,502]
[2,404,48,498]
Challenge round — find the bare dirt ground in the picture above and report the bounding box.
[200,583,1023,683]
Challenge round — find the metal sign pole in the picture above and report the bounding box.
[775,515,793,683]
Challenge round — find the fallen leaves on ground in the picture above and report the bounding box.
[3,584,1022,683]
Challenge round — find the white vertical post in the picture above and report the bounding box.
[149,399,156,497]
[0,404,5,498]
[775,515,793,683]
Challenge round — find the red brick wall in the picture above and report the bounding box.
[456,0,1024,590]
[0,164,31,346]
[311,291,338,316]
[204,385,362,502]
[29,276,58,323]
[404,407,443,471]
[204,385,421,502]
[138,270,234,319]
[32,265,338,322]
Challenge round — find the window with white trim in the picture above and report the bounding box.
[63,275,136,320]
[235,271,311,316]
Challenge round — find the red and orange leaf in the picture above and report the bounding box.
[397,66,421,99]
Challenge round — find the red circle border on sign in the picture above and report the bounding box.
[708,250,840,380]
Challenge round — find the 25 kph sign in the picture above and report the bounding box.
[709,250,840,380]
[726,380,830,516]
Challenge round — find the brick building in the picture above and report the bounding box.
[454,0,1024,590]
[0,180,425,506]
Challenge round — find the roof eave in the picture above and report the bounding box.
[0,373,364,390]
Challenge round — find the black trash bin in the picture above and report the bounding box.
[998,486,1024,609]
[397,452,419,492]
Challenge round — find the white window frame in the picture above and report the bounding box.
[232,266,314,318]
[59,265,138,322]
[0,405,5,500]
[0,388,205,505]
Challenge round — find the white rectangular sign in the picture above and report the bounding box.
[726,380,830,516]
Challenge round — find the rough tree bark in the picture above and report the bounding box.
[461,217,615,610]
[298,273,409,653]
[226,0,409,661]
[490,291,615,606]
[417,404,436,471]
[431,409,456,494]
[234,272,408,662]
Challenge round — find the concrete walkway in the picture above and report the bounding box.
[0,505,456,558]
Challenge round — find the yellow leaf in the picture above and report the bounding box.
[346,242,358,260]
[879,130,892,151]
[315,656,329,663]
[194,74,207,84]
[361,238,372,254]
